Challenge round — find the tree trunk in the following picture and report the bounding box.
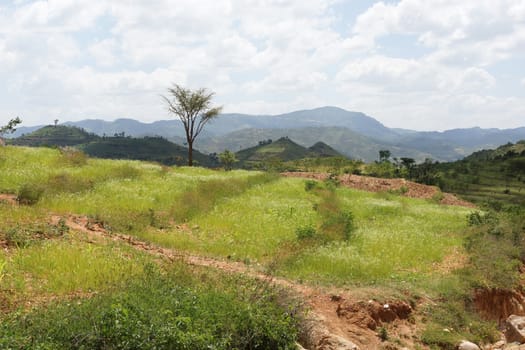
[188,141,193,166]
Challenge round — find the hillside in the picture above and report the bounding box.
[2,146,524,349]
[9,125,214,167]
[9,125,99,146]
[234,137,346,168]
[81,136,214,166]
[427,140,525,205]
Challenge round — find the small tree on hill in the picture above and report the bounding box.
[219,149,237,171]
[0,117,22,146]
[162,84,222,166]
[379,149,391,163]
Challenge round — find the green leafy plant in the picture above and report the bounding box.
[304,180,318,191]
[17,183,44,205]
[295,225,316,240]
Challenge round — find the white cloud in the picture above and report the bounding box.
[0,0,523,131]
[88,39,118,67]
[351,0,525,66]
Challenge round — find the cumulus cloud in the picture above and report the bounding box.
[0,0,523,131]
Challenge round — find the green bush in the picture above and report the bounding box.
[304,180,318,191]
[295,225,316,240]
[379,326,388,341]
[17,183,44,205]
[321,210,355,241]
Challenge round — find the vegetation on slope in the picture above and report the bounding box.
[0,146,299,349]
[81,135,215,166]
[422,140,525,206]
[2,145,524,349]
[235,137,347,169]
[10,125,99,147]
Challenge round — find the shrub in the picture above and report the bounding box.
[321,210,355,241]
[17,183,44,205]
[304,180,318,191]
[3,222,67,248]
[466,211,498,227]
[379,326,388,341]
[324,174,340,190]
[295,225,316,240]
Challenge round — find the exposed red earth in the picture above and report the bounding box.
[281,172,476,208]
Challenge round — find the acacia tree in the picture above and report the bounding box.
[219,149,237,171]
[162,84,222,166]
[0,117,22,146]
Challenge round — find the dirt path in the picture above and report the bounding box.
[282,172,476,208]
[0,193,17,206]
[47,214,426,350]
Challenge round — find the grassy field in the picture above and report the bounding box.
[1,145,514,349]
[0,145,472,287]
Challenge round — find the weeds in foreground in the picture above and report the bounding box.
[0,264,300,349]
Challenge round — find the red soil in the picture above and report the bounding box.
[282,172,476,208]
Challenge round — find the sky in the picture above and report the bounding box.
[0,0,524,131]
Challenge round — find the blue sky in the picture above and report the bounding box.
[0,0,524,131]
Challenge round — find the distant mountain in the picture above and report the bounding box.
[197,126,432,162]
[64,119,187,141]
[7,125,43,138]
[10,106,525,162]
[235,137,346,168]
[308,141,345,158]
[53,107,394,140]
[397,127,525,159]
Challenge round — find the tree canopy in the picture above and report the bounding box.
[0,117,22,145]
[162,84,222,166]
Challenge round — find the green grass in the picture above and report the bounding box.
[137,177,318,261]
[1,147,471,288]
[4,240,147,295]
[1,145,516,348]
[280,187,469,285]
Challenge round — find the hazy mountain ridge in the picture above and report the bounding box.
[8,106,525,162]
[195,126,433,162]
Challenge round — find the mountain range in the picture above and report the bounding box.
[10,106,525,162]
